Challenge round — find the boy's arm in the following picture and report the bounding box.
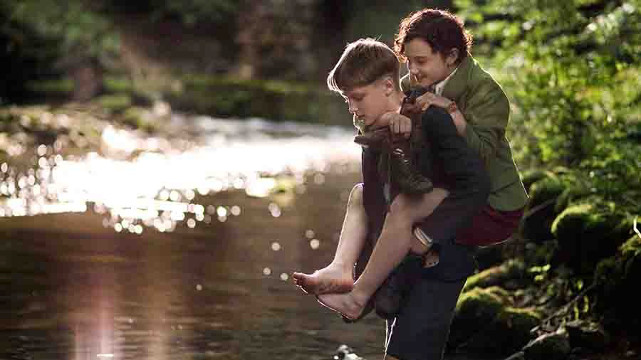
[423,106,490,197]
[458,80,510,165]
[412,78,510,165]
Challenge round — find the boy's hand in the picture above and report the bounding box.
[415,92,452,111]
[379,112,412,139]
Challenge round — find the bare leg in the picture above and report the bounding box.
[293,183,367,294]
[317,188,448,319]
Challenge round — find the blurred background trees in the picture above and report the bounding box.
[1,0,639,194]
[458,0,640,217]
[1,0,639,211]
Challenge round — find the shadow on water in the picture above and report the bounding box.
[0,115,390,360]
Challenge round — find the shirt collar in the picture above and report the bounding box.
[434,66,459,96]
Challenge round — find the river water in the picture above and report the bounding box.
[0,115,476,360]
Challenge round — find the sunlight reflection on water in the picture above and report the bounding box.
[0,115,360,233]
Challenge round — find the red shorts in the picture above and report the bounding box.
[456,205,524,247]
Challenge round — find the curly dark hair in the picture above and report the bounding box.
[394,9,473,64]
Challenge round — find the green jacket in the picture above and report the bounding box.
[402,55,528,211]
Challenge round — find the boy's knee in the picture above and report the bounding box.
[388,194,413,218]
[347,183,364,208]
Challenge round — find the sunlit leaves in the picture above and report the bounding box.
[456,0,641,215]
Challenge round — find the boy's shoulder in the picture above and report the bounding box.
[464,57,507,99]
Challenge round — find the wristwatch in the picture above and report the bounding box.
[447,101,458,114]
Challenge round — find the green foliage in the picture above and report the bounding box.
[148,0,238,27]
[104,76,133,93]
[457,0,641,218]
[4,0,119,61]
[97,94,132,113]
[25,78,74,93]
[169,74,349,125]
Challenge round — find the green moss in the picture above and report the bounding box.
[457,287,508,314]
[25,78,74,93]
[528,176,566,208]
[551,203,623,274]
[464,259,528,292]
[554,181,590,213]
[97,94,132,114]
[522,174,568,242]
[498,307,541,352]
[104,76,133,93]
[450,286,508,350]
[453,287,509,332]
[551,204,595,236]
[502,307,541,331]
[521,169,549,192]
[451,288,541,355]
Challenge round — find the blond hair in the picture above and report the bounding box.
[327,38,400,93]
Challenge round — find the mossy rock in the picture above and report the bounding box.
[464,259,528,292]
[553,182,590,214]
[448,286,510,348]
[593,235,641,331]
[522,175,567,242]
[522,332,571,360]
[521,169,549,192]
[551,203,626,275]
[459,306,542,355]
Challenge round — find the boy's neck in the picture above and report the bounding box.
[388,91,404,112]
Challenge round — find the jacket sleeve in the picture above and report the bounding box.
[461,79,510,165]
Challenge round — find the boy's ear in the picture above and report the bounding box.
[447,48,460,67]
[381,76,394,96]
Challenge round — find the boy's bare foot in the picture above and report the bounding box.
[292,265,354,295]
[316,291,367,321]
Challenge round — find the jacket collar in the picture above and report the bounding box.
[442,54,474,101]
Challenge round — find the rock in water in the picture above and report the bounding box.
[334,344,364,360]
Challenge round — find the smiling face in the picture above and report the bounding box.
[342,77,395,128]
[403,38,458,88]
